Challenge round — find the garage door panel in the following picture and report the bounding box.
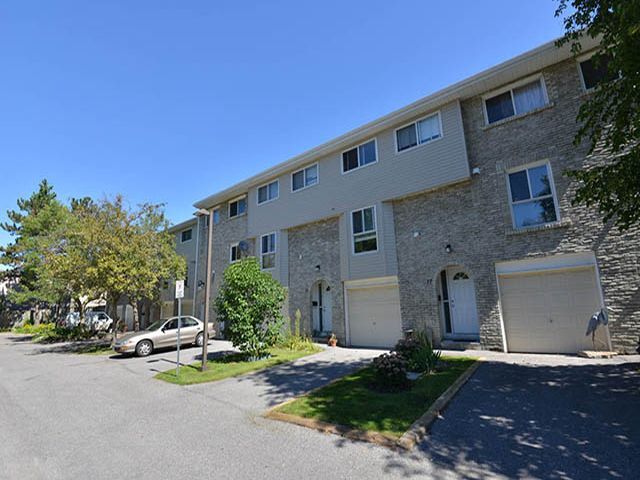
[348,285,403,348]
[500,267,605,354]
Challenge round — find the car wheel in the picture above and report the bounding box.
[136,340,153,357]
[195,332,204,348]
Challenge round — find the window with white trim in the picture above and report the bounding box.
[508,163,558,229]
[257,180,279,205]
[351,206,377,254]
[180,228,192,243]
[260,233,276,269]
[292,164,318,191]
[396,112,442,152]
[230,243,240,263]
[485,78,548,124]
[342,139,377,173]
[229,197,247,218]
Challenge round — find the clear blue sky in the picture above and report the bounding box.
[0,1,566,247]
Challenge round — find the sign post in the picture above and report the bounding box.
[175,280,185,377]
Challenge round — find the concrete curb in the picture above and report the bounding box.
[396,359,482,450]
[265,359,482,451]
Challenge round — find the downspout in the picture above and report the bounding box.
[192,215,201,317]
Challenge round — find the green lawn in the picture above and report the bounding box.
[156,346,322,385]
[275,356,476,439]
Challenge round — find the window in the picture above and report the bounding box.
[342,139,377,173]
[396,112,442,152]
[292,164,319,191]
[229,197,247,218]
[180,317,198,328]
[485,78,547,124]
[180,228,192,243]
[508,163,558,229]
[579,55,614,90]
[257,180,279,205]
[213,209,220,224]
[260,233,276,269]
[230,243,240,262]
[351,206,377,254]
[164,319,178,330]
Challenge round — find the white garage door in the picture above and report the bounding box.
[499,266,605,353]
[348,285,403,348]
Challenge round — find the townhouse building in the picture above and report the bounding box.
[175,36,639,354]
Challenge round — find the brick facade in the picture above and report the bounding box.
[393,58,640,353]
[287,216,346,343]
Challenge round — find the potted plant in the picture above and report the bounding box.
[327,333,338,347]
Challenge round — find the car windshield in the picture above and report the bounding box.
[146,319,166,331]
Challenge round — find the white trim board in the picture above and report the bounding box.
[495,252,597,275]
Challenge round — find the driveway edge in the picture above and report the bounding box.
[396,359,483,450]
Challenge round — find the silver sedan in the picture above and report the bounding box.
[113,316,214,357]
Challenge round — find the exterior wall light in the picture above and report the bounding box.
[445,244,452,254]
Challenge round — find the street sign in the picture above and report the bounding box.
[175,280,184,299]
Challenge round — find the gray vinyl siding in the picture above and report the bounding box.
[340,201,398,281]
[247,100,469,238]
[161,222,197,302]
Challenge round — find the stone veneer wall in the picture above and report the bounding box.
[393,58,640,353]
[287,217,346,343]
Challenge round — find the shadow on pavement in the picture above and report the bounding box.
[372,361,640,479]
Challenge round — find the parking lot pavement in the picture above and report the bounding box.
[2,333,638,480]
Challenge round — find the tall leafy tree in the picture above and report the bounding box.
[0,180,66,308]
[556,0,640,229]
[91,196,185,331]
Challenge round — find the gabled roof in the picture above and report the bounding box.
[194,35,600,210]
[168,217,197,233]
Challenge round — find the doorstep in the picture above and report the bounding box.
[441,339,482,351]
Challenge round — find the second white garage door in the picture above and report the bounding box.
[499,266,605,353]
[347,285,403,348]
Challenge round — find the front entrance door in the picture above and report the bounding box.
[443,267,479,337]
[312,280,332,334]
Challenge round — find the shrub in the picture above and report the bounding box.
[394,330,441,374]
[215,258,286,360]
[372,352,410,391]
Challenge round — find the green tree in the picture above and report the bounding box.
[0,180,67,310]
[39,200,102,321]
[91,196,185,332]
[556,0,640,229]
[215,258,286,359]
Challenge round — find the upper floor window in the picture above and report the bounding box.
[579,54,614,91]
[485,77,548,124]
[181,228,192,243]
[260,232,276,269]
[342,139,377,173]
[257,180,279,205]
[229,197,247,218]
[507,162,559,229]
[351,206,377,254]
[396,112,442,152]
[213,208,220,224]
[230,243,240,263]
[292,164,318,191]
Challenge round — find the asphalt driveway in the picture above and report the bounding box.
[1,333,638,480]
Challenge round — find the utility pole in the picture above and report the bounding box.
[196,207,214,372]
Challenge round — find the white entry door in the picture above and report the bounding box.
[312,280,332,334]
[448,267,479,336]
